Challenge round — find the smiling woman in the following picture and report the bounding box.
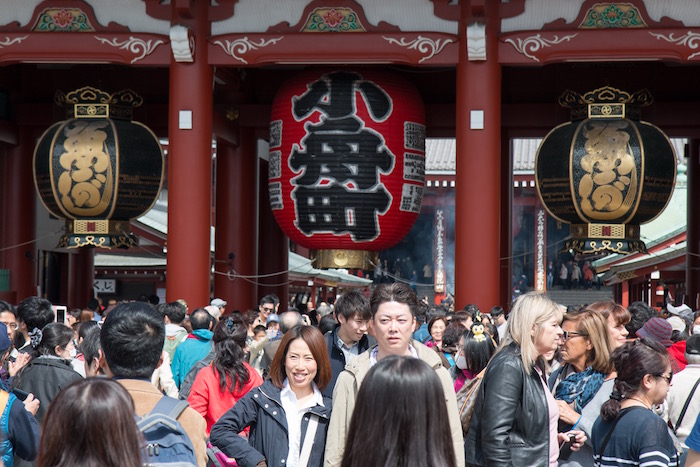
[210,325,332,467]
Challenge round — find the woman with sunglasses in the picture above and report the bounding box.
[549,309,617,466]
[591,338,679,466]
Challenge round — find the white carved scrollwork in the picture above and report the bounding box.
[504,33,578,62]
[213,37,283,64]
[650,31,700,59]
[0,36,28,48]
[95,36,165,64]
[382,35,453,63]
[170,25,194,63]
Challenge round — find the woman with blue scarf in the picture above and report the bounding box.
[549,309,616,467]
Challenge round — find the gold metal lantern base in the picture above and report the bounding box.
[58,220,136,249]
[566,223,646,255]
[310,249,379,270]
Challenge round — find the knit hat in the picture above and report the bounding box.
[666,316,686,333]
[636,317,673,347]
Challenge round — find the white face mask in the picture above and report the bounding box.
[456,354,468,370]
[69,348,77,359]
[693,325,700,336]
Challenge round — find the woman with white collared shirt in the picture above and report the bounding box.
[211,325,332,467]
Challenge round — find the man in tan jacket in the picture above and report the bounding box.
[324,282,464,467]
[100,301,208,467]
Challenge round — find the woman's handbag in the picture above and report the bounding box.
[456,368,486,436]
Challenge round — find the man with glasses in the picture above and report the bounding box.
[0,301,18,355]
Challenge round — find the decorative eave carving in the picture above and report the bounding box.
[208,32,457,66]
[0,32,170,66]
[500,28,700,65]
[95,35,166,64]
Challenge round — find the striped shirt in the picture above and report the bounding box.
[591,406,679,466]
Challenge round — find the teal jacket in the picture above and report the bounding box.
[171,329,214,388]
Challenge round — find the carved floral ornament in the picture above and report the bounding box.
[32,7,95,32]
[301,7,365,32]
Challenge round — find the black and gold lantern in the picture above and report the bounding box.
[536,87,676,254]
[33,86,164,249]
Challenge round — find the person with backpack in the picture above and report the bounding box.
[100,301,207,466]
[36,378,142,467]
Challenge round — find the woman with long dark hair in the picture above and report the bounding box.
[591,338,679,466]
[210,325,332,467]
[11,323,82,424]
[188,314,263,435]
[341,356,456,467]
[453,322,496,392]
[36,378,143,467]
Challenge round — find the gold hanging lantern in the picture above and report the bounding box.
[33,86,164,249]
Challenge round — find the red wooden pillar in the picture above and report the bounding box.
[166,3,213,307]
[257,158,289,311]
[455,2,501,311]
[214,133,258,312]
[3,127,36,302]
[688,139,700,309]
[621,280,630,308]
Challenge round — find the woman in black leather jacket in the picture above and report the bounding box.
[465,292,585,466]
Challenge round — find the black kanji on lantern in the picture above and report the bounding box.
[289,71,394,241]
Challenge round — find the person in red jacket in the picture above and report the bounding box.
[188,315,263,435]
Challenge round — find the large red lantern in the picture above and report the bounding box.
[269,70,426,269]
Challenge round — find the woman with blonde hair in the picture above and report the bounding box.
[549,309,617,466]
[466,292,585,466]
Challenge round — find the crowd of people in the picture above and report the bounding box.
[2,286,700,466]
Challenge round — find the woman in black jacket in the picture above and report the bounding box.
[11,323,82,425]
[465,292,585,466]
[210,325,332,467]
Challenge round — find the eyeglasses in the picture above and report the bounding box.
[655,372,673,384]
[561,331,588,341]
[261,307,274,313]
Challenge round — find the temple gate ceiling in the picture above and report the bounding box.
[2,1,700,139]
